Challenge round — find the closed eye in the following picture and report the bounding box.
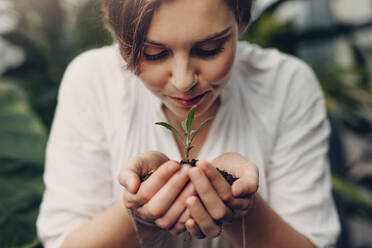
[191,45,224,58]
[191,35,230,58]
[142,34,231,61]
[143,50,169,61]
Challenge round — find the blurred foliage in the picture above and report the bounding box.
[0,82,46,248]
[2,0,112,129]
[333,175,372,219]
[0,0,372,247]
[1,0,111,247]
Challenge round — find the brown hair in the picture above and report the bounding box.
[102,0,254,73]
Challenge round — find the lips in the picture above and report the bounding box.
[169,92,207,107]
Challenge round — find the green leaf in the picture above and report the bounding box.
[155,122,186,147]
[0,84,47,164]
[0,82,47,247]
[181,119,188,136]
[190,117,214,143]
[332,175,372,214]
[190,130,197,138]
[186,105,196,134]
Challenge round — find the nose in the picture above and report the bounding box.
[170,55,198,93]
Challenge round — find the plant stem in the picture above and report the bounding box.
[185,147,189,162]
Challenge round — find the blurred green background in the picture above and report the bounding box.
[0,0,371,247]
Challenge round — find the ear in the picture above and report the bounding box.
[238,22,248,33]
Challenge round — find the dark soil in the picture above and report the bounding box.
[140,159,238,185]
[216,168,238,185]
[180,159,198,166]
[140,172,152,182]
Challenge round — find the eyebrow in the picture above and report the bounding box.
[144,26,232,47]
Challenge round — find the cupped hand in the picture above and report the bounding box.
[184,152,259,238]
[118,151,193,232]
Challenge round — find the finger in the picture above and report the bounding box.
[188,167,227,221]
[137,160,181,203]
[232,162,259,197]
[197,160,233,202]
[145,165,190,219]
[186,196,221,238]
[122,188,142,209]
[135,151,170,174]
[167,208,189,231]
[196,161,249,220]
[123,161,180,209]
[118,151,169,193]
[227,196,255,219]
[118,169,141,194]
[155,183,196,229]
[168,225,186,236]
[141,150,170,166]
[166,209,190,235]
[226,197,251,211]
[185,219,205,239]
[179,209,191,224]
[231,175,258,198]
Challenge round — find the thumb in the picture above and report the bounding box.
[118,169,140,194]
[127,151,170,175]
[119,151,170,194]
[140,150,170,170]
[232,177,258,198]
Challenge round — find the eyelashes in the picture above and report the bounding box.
[143,46,224,61]
[191,44,225,58]
[143,50,169,61]
[143,36,229,61]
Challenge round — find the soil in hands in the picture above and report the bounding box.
[141,159,238,185]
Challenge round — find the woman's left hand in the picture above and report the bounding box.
[184,152,259,238]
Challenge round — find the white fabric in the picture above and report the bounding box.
[36,41,340,248]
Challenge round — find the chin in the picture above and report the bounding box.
[162,91,219,120]
[164,101,203,118]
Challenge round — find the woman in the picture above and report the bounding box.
[36,0,340,247]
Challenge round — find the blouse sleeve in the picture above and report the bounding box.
[36,52,113,248]
[267,61,340,247]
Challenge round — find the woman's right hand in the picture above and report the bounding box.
[118,151,193,232]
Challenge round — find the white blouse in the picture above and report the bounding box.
[36,41,340,247]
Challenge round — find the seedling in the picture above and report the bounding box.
[155,105,213,165]
[141,105,237,185]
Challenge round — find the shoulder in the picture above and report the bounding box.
[230,42,325,142]
[64,44,126,79]
[236,41,315,81]
[234,41,322,100]
[59,44,135,99]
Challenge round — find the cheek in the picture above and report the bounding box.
[138,64,168,90]
[201,46,236,86]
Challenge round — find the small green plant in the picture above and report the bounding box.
[155,105,213,164]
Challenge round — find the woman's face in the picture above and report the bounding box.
[138,0,241,121]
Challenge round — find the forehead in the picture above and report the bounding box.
[147,0,235,45]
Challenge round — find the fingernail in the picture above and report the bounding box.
[186,197,193,206]
[186,219,194,226]
[186,196,197,206]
